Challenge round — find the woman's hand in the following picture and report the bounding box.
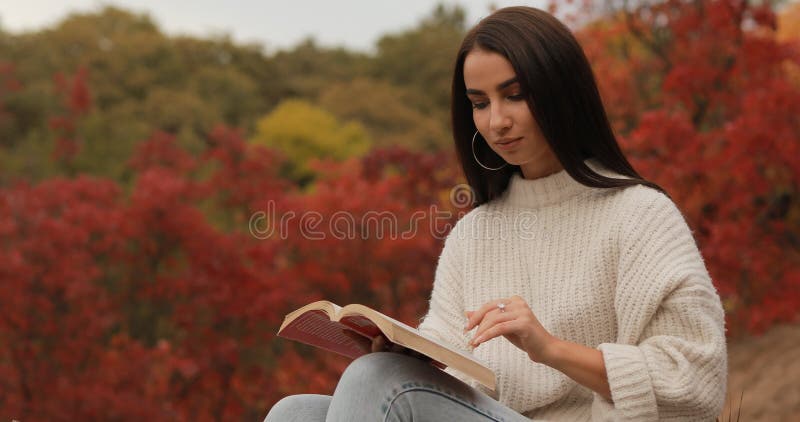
[371,334,404,353]
[343,330,414,355]
[465,296,613,400]
[464,295,559,365]
[369,335,433,363]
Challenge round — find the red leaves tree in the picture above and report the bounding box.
[1,128,288,419]
[578,0,800,334]
[50,67,92,165]
[0,123,463,419]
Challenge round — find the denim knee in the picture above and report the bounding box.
[339,352,410,387]
[331,353,506,421]
[264,394,330,422]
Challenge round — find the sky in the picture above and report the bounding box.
[0,0,550,53]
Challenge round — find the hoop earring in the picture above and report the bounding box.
[472,130,508,171]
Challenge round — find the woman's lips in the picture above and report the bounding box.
[495,137,522,151]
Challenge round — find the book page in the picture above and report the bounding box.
[377,313,483,366]
[279,310,371,359]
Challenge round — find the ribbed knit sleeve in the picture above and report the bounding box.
[595,188,727,421]
[417,221,474,384]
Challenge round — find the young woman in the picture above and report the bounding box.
[265,6,726,421]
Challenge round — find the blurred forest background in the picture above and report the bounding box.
[1,0,799,420]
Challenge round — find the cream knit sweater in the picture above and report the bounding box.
[418,159,727,421]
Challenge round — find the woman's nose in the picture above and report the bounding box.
[489,104,512,133]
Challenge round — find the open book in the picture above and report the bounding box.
[277,300,496,392]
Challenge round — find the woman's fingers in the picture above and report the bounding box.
[371,335,407,353]
[471,311,516,345]
[465,298,509,331]
[465,296,536,348]
[371,335,432,362]
[472,319,522,347]
[371,335,388,352]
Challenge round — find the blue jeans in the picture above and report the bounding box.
[264,352,530,421]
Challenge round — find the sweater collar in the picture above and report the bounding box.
[502,158,614,208]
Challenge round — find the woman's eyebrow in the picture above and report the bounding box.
[465,77,519,95]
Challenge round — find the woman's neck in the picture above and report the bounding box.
[519,156,563,180]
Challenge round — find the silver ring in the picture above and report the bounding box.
[497,302,506,312]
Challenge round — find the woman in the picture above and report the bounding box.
[265,6,726,421]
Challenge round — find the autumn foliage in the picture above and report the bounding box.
[0,125,463,419]
[1,0,798,420]
[577,0,800,334]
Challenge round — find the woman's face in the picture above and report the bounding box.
[463,48,562,179]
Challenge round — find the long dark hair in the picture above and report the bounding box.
[451,6,666,206]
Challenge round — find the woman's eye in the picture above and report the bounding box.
[471,93,523,109]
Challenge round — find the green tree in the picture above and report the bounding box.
[371,4,467,114]
[270,38,372,100]
[188,66,264,130]
[250,99,371,184]
[0,6,281,184]
[317,77,450,151]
